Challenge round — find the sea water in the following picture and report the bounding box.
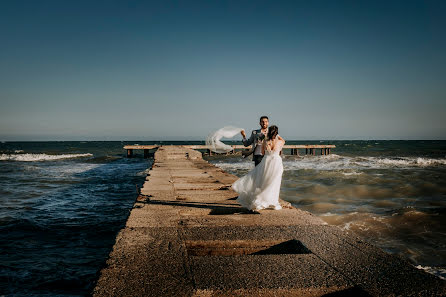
[0,140,445,295]
[0,141,158,296]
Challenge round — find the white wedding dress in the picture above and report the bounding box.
[232,139,284,211]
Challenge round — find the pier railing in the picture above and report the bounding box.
[123,144,336,158]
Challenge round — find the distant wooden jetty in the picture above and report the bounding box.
[123,144,336,158]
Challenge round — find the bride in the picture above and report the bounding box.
[232,125,285,211]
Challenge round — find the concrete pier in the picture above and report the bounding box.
[94,146,446,296]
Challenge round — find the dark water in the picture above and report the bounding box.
[0,141,177,296]
[1,140,445,296]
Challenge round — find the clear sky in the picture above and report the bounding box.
[1,0,445,140]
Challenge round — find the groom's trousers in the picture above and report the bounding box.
[254,155,264,166]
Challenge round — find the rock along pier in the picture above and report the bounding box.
[93,146,446,296]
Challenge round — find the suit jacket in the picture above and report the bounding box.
[242,129,266,160]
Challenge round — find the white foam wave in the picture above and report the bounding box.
[214,161,254,170]
[136,168,152,176]
[415,265,446,280]
[415,157,446,166]
[213,155,446,172]
[341,222,353,230]
[0,153,93,162]
[282,155,350,171]
[52,163,100,174]
[342,171,362,176]
[359,156,446,168]
[320,212,335,216]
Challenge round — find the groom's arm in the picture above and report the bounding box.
[242,130,255,146]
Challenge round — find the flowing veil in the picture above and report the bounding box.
[206,126,243,153]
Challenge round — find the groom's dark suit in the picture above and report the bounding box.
[242,129,267,166]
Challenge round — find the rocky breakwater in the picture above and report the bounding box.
[93,146,446,296]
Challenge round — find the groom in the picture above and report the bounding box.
[241,116,269,166]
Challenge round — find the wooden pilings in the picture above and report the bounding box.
[291,148,299,155]
[302,147,332,156]
[305,148,316,155]
[320,148,331,155]
[126,148,154,158]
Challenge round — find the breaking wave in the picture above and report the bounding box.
[0,153,93,162]
[213,155,446,172]
[371,156,446,167]
[415,265,446,280]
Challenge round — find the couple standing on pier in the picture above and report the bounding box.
[232,116,286,211]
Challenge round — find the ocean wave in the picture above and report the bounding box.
[342,171,362,176]
[136,168,152,176]
[415,265,446,280]
[48,163,100,174]
[214,161,253,170]
[212,155,446,172]
[357,156,446,168]
[0,153,93,162]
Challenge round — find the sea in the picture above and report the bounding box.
[1,140,445,296]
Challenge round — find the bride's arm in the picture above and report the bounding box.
[261,140,267,155]
[279,138,285,155]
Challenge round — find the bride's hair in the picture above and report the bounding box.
[267,125,278,140]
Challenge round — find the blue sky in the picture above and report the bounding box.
[1,0,445,140]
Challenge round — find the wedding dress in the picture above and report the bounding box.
[232,139,284,211]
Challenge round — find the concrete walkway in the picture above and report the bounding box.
[93,146,446,296]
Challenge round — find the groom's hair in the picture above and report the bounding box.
[260,116,269,122]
